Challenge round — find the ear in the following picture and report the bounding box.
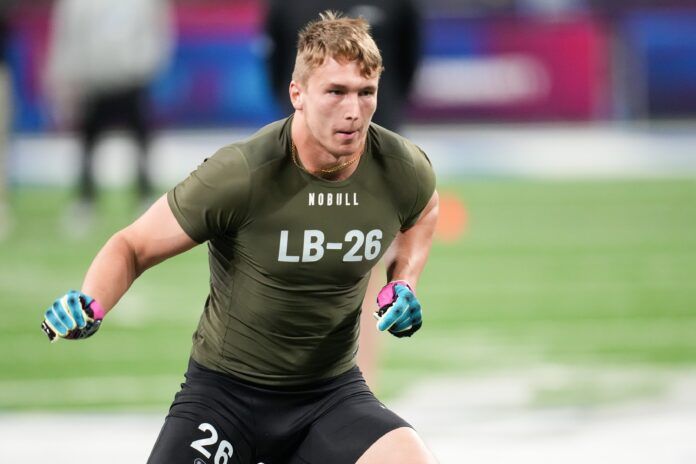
[289,81,303,110]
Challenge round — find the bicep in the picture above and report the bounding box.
[394,190,439,247]
[404,190,439,236]
[387,191,439,257]
[120,195,199,271]
[384,191,439,284]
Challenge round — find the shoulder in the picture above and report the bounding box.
[199,118,288,173]
[369,123,433,174]
[229,118,290,172]
[167,121,288,241]
[368,123,436,229]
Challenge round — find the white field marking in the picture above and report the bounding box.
[100,286,205,327]
[388,365,696,464]
[2,366,696,463]
[106,290,156,327]
[0,414,165,463]
[0,375,181,408]
[10,122,696,186]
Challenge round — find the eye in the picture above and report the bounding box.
[328,89,343,95]
[359,90,375,97]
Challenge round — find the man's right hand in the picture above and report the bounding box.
[41,290,105,342]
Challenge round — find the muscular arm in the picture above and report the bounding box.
[383,190,439,288]
[81,195,198,314]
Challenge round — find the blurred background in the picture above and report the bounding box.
[1,0,696,462]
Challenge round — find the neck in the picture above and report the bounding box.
[290,113,364,180]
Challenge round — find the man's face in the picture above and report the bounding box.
[292,57,379,157]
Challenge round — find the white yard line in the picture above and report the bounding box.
[0,375,180,409]
[3,366,696,463]
[10,123,696,188]
[0,414,163,463]
[391,366,696,463]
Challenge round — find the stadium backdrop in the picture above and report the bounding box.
[7,1,696,133]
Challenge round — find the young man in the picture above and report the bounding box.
[265,0,424,390]
[41,12,439,464]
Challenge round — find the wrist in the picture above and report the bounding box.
[377,280,414,309]
[87,298,106,320]
[387,280,413,291]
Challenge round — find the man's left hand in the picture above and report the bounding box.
[374,281,422,338]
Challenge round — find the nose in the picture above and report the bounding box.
[343,93,360,121]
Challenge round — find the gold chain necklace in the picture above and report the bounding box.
[291,141,361,175]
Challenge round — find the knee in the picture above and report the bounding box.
[357,427,438,464]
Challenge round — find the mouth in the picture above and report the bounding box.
[336,129,359,139]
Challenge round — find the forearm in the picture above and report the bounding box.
[376,193,438,338]
[81,232,143,315]
[79,196,199,315]
[384,235,432,288]
[385,191,439,288]
[41,196,198,341]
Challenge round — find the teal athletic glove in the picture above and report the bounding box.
[41,290,105,341]
[374,281,422,338]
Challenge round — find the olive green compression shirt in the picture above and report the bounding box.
[167,116,435,386]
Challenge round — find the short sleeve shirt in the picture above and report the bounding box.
[168,117,435,386]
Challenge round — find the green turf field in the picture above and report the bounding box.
[1,179,695,410]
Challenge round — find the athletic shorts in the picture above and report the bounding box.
[147,358,411,464]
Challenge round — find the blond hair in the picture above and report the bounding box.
[292,10,383,84]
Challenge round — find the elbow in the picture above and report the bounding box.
[109,229,148,279]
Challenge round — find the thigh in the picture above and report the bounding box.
[288,392,411,464]
[147,361,257,464]
[147,408,253,464]
[356,427,437,464]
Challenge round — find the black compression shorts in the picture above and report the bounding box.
[147,358,411,464]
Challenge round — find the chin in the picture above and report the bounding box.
[336,137,362,150]
[335,145,357,157]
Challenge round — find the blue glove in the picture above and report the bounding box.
[41,290,105,341]
[375,281,422,338]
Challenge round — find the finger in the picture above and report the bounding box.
[390,320,412,333]
[390,302,421,332]
[391,308,422,333]
[391,296,415,328]
[54,298,77,331]
[377,295,410,331]
[40,321,58,342]
[66,291,87,328]
[412,319,422,332]
[394,286,420,314]
[79,293,95,319]
[394,284,414,301]
[44,306,69,337]
[391,318,423,338]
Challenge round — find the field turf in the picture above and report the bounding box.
[1,179,695,410]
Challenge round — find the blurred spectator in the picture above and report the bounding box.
[422,0,516,16]
[0,0,14,239]
[265,1,424,389]
[516,0,589,16]
[586,0,696,16]
[45,0,174,223]
[265,0,422,132]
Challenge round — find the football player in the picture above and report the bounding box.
[42,11,438,464]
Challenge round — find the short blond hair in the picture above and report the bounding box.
[292,10,384,85]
